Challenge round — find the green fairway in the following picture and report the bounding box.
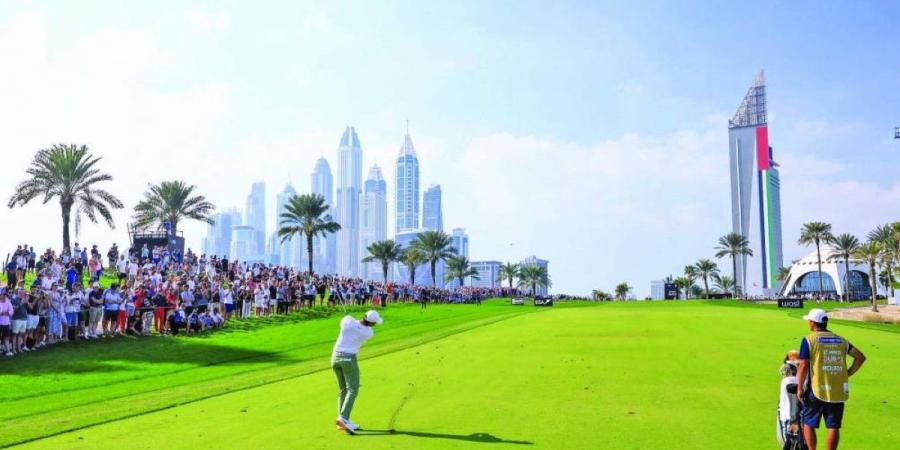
[2,300,897,449]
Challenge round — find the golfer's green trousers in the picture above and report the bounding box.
[332,352,360,420]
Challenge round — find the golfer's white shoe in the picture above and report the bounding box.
[346,419,361,430]
[336,417,356,435]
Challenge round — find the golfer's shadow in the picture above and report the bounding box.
[356,429,533,445]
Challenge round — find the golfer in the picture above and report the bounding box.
[796,308,866,450]
[332,310,382,435]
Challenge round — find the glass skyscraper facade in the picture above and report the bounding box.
[422,184,443,231]
[312,157,336,274]
[245,182,266,256]
[728,71,784,295]
[395,133,420,233]
[335,127,363,277]
[359,165,387,279]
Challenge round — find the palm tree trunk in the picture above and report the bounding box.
[306,232,315,275]
[731,256,738,298]
[61,200,73,251]
[887,261,895,297]
[458,276,464,288]
[704,277,709,299]
[382,261,389,285]
[844,258,850,303]
[430,261,437,288]
[816,242,824,299]
[410,266,416,286]
[869,261,878,312]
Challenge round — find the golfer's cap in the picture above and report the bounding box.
[365,310,383,325]
[803,308,828,323]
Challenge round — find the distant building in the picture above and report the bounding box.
[779,247,882,300]
[245,182,266,256]
[202,209,241,257]
[359,165,388,280]
[520,255,550,296]
[650,280,667,300]
[231,225,264,263]
[275,183,304,269]
[335,127,363,277]
[450,228,468,259]
[312,157,336,274]
[729,70,784,296]
[470,260,501,289]
[394,228,444,288]
[422,185,443,231]
[395,132,420,233]
[445,228,470,288]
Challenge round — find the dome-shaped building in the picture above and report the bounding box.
[779,246,882,300]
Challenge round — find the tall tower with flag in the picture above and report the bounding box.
[728,70,784,296]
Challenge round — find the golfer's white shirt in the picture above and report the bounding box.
[333,315,374,355]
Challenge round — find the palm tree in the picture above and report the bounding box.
[852,241,883,312]
[8,144,124,250]
[868,224,897,297]
[592,290,612,301]
[132,180,215,236]
[410,230,456,288]
[276,194,341,274]
[673,277,692,300]
[713,274,735,296]
[714,233,753,297]
[401,247,426,286]
[683,265,699,300]
[828,233,860,302]
[798,222,834,300]
[775,266,792,283]
[518,264,551,297]
[694,259,719,299]
[362,239,402,285]
[614,282,631,301]
[444,255,480,288]
[498,262,519,292]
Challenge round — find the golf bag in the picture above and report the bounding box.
[777,383,807,450]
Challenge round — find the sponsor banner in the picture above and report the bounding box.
[778,298,803,309]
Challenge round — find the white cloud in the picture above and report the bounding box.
[188,8,230,34]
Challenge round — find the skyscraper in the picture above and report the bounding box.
[202,209,241,258]
[245,182,266,256]
[395,132,420,232]
[335,127,363,277]
[520,255,550,296]
[312,157,336,274]
[728,70,784,295]
[450,228,468,259]
[445,228,469,288]
[422,184,443,231]
[275,183,304,268]
[359,165,388,280]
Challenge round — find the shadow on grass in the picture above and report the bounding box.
[0,337,296,376]
[356,429,533,445]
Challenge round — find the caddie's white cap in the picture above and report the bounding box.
[364,310,383,325]
[803,308,828,323]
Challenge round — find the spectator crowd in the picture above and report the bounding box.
[1,242,518,357]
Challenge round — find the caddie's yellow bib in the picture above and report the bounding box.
[806,331,850,403]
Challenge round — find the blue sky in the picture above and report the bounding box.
[1,1,899,295]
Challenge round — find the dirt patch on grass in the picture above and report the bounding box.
[829,305,900,324]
